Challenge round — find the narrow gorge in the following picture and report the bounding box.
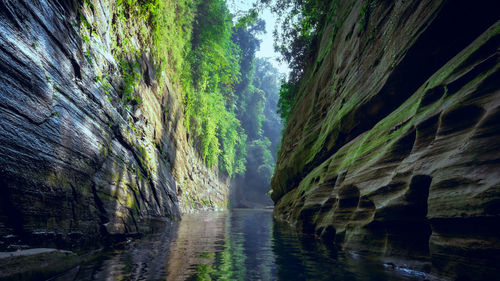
[0,0,498,280]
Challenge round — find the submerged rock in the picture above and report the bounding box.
[0,248,79,281]
[272,0,500,280]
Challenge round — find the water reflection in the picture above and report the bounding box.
[173,209,275,280]
[58,209,434,280]
[165,212,227,280]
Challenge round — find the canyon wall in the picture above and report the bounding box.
[0,0,228,250]
[271,0,500,279]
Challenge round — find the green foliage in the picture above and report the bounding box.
[119,59,142,105]
[241,86,266,139]
[270,0,335,82]
[104,0,249,177]
[218,111,247,176]
[230,18,282,196]
[188,0,241,97]
[265,0,338,126]
[84,49,92,64]
[232,19,266,141]
[277,79,297,124]
[149,0,195,82]
[246,138,275,183]
[112,0,194,83]
[82,34,90,44]
[254,58,282,156]
[234,9,259,30]
[181,0,247,176]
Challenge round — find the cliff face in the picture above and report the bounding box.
[0,0,228,250]
[272,0,500,279]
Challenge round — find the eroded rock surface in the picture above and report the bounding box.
[0,0,228,250]
[272,0,500,279]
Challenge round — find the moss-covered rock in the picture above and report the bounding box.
[0,0,229,252]
[272,0,500,280]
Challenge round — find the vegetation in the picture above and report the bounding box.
[231,18,266,141]
[253,58,282,156]
[119,59,142,105]
[246,138,275,184]
[261,0,337,125]
[83,0,248,177]
[80,0,282,180]
[230,18,282,198]
[276,79,297,124]
[182,0,246,176]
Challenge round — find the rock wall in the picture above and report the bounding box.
[0,0,228,250]
[271,0,500,279]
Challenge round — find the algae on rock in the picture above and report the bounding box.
[271,0,500,280]
[0,0,230,251]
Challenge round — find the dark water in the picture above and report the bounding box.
[55,209,434,281]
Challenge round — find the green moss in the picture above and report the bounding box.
[135,167,143,181]
[358,0,376,34]
[80,13,91,30]
[133,143,155,181]
[83,0,94,10]
[125,192,135,208]
[275,21,500,204]
[128,117,140,136]
[119,59,142,106]
[84,50,92,65]
[97,191,114,202]
[98,141,110,158]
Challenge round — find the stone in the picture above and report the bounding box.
[272,0,500,280]
[0,0,229,250]
[0,248,80,281]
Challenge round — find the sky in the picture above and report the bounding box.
[228,0,291,76]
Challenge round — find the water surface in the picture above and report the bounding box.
[56,209,433,280]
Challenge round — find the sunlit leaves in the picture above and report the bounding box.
[183,0,246,176]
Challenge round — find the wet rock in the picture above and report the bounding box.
[0,0,229,250]
[0,248,80,281]
[272,0,500,280]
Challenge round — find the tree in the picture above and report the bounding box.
[183,0,247,176]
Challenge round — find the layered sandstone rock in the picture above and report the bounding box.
[0,0,228,250]
[272,0,500,279]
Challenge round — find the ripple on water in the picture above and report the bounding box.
[54,209,440,281]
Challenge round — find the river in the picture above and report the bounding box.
[54,209,435,280]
